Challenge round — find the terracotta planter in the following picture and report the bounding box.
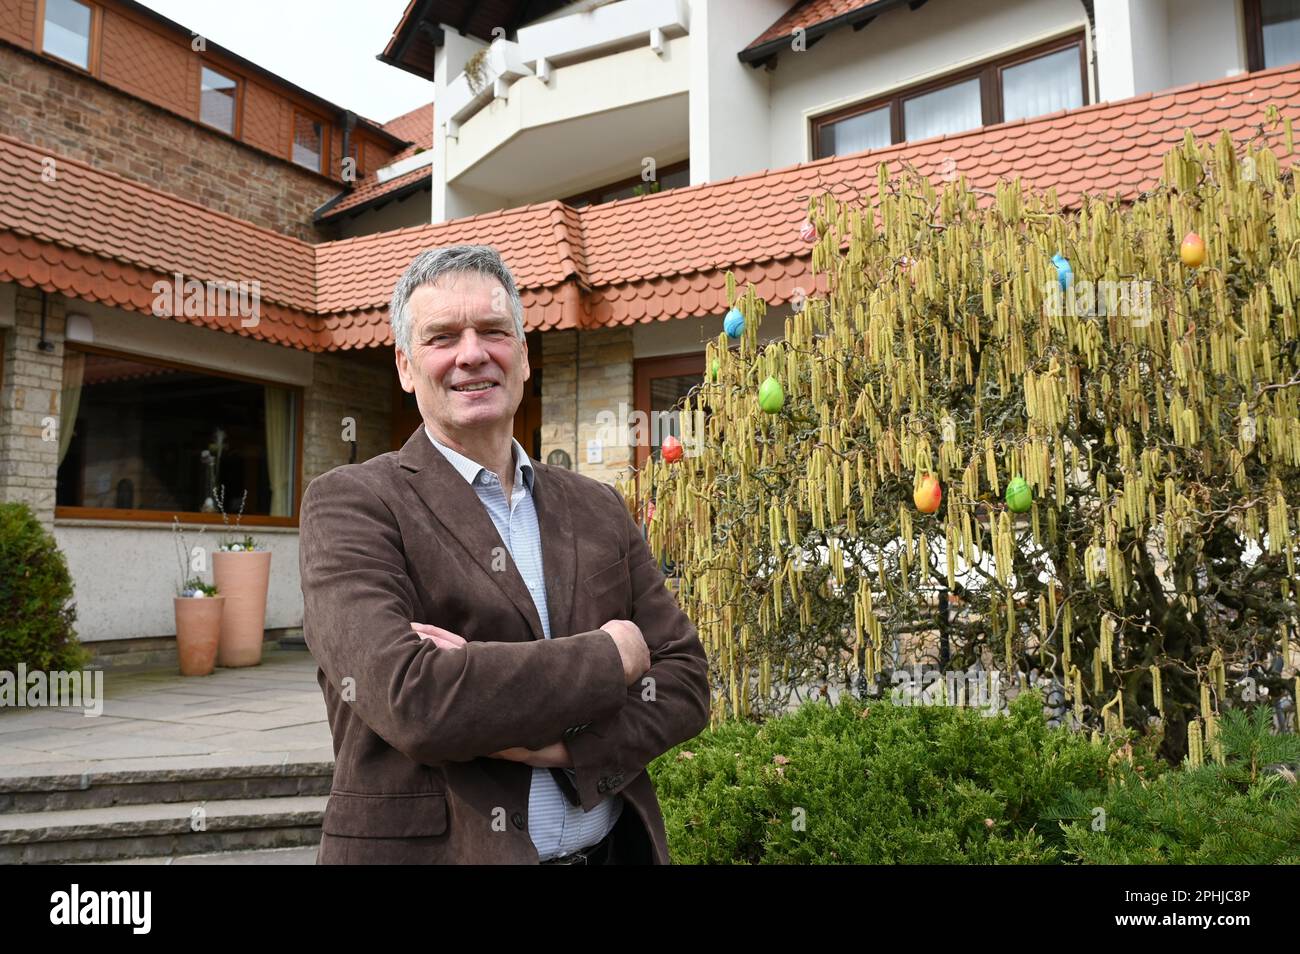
[212,549,272,667]
[174,596,224,676]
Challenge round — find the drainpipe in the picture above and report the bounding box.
[1080,0,1100,104]
[341,110,357,187]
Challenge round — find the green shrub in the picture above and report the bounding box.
[1047,707,1300,864]
[650,692,1118,864]
[0,502,86,673]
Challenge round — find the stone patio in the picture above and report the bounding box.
[0,649,332,864]
[0,649,331,774]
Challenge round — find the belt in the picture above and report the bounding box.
[539,826,616,865]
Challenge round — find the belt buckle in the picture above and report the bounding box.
[546,848,589,865]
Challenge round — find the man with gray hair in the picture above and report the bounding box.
[299,244,711,864]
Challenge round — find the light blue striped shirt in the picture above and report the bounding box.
[425,428,623,861]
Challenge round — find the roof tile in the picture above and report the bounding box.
[3,66,1299,346]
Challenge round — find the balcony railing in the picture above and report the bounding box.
[441,0,690,137]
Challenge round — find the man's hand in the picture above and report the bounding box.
[410,621,467,651]
[600,619,651,686]
[486,741,572,768]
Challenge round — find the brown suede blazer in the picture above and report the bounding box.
[299,425,711,864]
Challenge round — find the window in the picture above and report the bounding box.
[41,0,94,71]
[292,111,325,172]
[1246,0,1300,70]
[818,105,891,158]
[633,353,706,470]
[55,348,301,523]
[1000,45,1084,122]
[812,34,1087,159]
[902,77,982,141]
[199,65,239,135]
[563,161,690,208]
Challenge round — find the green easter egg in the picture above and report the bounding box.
[1005,476,1033,513]
[758,376,784,414]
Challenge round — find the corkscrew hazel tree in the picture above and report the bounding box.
[618,121,1300,763]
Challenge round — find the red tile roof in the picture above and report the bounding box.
[317,103,434,222]
[745,0,893,56]
[383,103,435,153]
[317,165,432,220]
[3,65,1298,352]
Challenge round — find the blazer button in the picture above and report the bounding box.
[511,812,526,829]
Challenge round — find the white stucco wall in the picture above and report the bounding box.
[433,28,491,222]
[53,521,302,642]
[1097,0,1246,101]
[630,302,795,361]
[768,0,1089,169]
[688,0,787,185]
[1167,0,1247,87]
[338,186,433,239]
[65,300,314,386]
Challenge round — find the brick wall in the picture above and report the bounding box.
[0,286,65,527]
[541,327,635,486]
[0,43,338,241]
[301,351,394,490]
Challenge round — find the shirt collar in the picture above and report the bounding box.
[425,426,534,493]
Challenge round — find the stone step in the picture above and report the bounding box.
[0,760,333,814]
[92,845,320,865]
[0,795,326,864]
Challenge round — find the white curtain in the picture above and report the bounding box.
[823,106,891,157]
[58,350,84,466]
[264,386,293,517]
[1002,48,1083,124]
[903,77,982,141]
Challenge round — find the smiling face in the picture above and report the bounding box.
[394,271,529,448]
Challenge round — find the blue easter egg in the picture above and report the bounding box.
[724,308,745,338]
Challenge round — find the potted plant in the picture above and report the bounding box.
[211,487,270,668]
[172,519,223,677]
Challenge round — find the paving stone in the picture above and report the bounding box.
[43,737,220,760]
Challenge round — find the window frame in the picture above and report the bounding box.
[811,32,1088,160]
[290,107,329,174]
[562,159,690,207]
[54,343,305,527]
[1244,0,1300,71]
[197,61,243,138]
[632,352,706,471]
[35,0,101,75]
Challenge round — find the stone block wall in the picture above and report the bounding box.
[0,286,65,527]
[541,326,635,486]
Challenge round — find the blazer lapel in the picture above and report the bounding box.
[529,457,577,641]
[397,426,578,642]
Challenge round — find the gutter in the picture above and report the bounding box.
[738,0,918,67]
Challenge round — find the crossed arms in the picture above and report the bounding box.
[299,470,711,811]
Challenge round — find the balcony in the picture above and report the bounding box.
[440,0,691,204]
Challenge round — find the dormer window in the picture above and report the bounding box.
[200,65,239,135]
[41,0,94,71]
